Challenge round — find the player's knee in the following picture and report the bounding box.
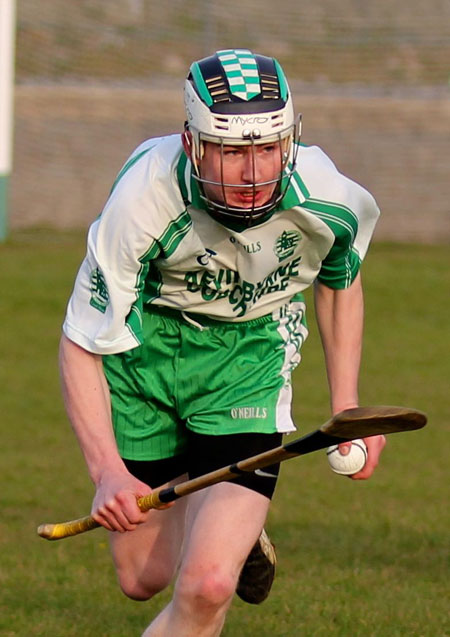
[177,567,236,609]
[117,567,173,601]
[194,571,236,607]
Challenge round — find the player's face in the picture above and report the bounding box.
[199,141,283,211]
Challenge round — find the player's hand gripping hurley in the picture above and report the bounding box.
[37,406,426,541]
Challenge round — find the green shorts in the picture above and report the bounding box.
[103,297,308,461]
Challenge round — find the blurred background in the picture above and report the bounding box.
[2,6,449,634]
[10,0,450,242]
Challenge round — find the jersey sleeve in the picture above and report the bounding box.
[62,138,186,354]
[311,157,380,289]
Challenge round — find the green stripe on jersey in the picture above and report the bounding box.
[158,209,193,258]
[110,146,155,193]
[280,167,309,210]
[317,247,361,289]
[291,169,310,200]
[176,152,206,212]
[138,209,193,263]
[302,198,358,241]
[143,262,164,304]
[177,152,189,204]
[125,260,150,344]
[125,210,193,343]
[300,199,360,289]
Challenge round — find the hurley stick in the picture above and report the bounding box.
[38,406,426,540]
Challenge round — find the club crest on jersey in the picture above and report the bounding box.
[273,230,302,262]
[89,267,109,313]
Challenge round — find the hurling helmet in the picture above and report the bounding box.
[184,49,301,221]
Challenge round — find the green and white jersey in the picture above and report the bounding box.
[63,134,379,354]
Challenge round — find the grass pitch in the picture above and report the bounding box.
[0,231,448,636]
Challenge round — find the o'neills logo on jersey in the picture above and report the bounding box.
[230,407,268,420]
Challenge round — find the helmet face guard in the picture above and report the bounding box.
[192,121,301,222]
[184,49,301,222]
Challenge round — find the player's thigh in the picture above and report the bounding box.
[180,482,270,584]
[175,431,279,593]
[109,475,188,593]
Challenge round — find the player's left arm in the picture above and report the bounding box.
[314,273,386,480]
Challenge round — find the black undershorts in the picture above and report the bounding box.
[123,431,282,500]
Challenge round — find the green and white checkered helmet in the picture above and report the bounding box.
[184,48,301,220]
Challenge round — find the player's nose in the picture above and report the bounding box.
[241,148,262,183]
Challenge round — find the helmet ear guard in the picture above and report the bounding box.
[183,49,302,222]
[182,122,205,176]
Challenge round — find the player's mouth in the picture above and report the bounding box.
[233,189,271,207]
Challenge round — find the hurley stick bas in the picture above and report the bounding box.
[37,406,427,541]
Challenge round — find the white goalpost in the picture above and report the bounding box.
[0,0,16,241]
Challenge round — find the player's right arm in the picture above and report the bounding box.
[59,139,182,528]
[59,333,151,532]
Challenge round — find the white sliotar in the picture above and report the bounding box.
[326,439,367,475]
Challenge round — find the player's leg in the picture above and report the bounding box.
[142,431,280,636]
[109,469,188,601]
[138,304,306,633]
[102,419,189,599]
[143,481,271,637]
[102,311,190,599]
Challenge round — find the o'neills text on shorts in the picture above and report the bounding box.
[230,407,268,419]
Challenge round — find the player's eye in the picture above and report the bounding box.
[260,144,277,154]
[223,147,241,156]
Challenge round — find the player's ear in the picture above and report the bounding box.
[182,126,193,160]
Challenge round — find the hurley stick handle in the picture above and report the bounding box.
[37,490,167,540]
